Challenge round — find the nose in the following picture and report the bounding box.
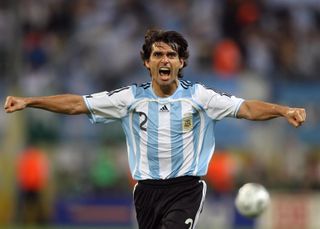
[160,55,169,64]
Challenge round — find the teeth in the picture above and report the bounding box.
[160,67,170,71]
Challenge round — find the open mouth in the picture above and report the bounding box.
[159,67,171,76]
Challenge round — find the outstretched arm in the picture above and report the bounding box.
[4,94,89,115]
[237,100,306,128]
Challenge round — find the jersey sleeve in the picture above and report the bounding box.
[83,86,135,123]
[194,84,244,120]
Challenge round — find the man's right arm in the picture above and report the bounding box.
[4,94,89,115]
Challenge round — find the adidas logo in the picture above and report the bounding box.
[160,105,169,112]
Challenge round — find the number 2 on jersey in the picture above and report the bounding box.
[138,112,147,131]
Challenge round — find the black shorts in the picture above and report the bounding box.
[133,176,207,229]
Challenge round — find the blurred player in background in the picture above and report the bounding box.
[17,147,49,224]
[4,29,306,229]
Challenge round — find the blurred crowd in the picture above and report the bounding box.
[0,0,319,93]
[0,0,320,209]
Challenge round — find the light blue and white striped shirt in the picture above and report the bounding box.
[83,80,244,180]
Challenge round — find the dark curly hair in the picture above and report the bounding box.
[140,29,189,78]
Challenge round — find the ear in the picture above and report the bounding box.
[144,60,150,69]
[179,59,184,69]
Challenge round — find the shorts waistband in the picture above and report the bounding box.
[138,176,200,187]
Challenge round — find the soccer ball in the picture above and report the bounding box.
[235,183,270,218]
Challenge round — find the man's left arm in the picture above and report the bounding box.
[237,100,306,128]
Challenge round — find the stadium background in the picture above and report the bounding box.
[0,0,319,228]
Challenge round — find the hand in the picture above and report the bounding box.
[285,108,306,127]
[4,96,27,113]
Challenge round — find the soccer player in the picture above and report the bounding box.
[4,29,306,229]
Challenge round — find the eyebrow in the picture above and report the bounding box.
[167,51,177,55]
[153,50,177,53]
[152,50,178,57]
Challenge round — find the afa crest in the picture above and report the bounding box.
[182,115,193,132]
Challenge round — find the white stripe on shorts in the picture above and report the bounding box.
[192,180,207,229]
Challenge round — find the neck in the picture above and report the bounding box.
[152,80,179,98]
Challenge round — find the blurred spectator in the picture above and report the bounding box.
[242,27,274,76]
[16,146,49,224]
[206,150,237,194]
[212,38,242,77]
[90,149,119,194]
[236,0,261,27]
[303,150,320,190]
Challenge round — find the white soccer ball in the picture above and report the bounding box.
[235,183,270,217]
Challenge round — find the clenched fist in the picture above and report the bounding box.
[285,108,306,128]
[4,96,27,113]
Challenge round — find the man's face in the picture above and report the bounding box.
[145,42,184,87]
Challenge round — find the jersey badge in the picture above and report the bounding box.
[182,115,193,132]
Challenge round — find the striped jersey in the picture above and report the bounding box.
[83,80,244,180]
